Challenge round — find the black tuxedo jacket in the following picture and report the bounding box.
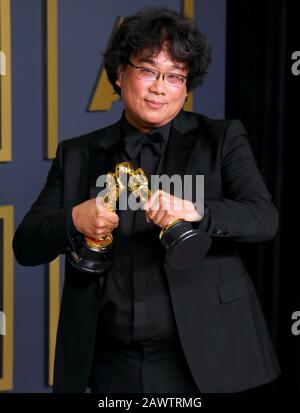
[13,111,280,392]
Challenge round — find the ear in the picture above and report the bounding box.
[116,67,124,89]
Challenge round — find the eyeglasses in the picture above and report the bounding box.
[127,61,188,87]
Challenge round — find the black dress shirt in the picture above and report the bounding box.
[94,115,180,346]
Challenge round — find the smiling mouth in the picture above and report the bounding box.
[145,99,166,107]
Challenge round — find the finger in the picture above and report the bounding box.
[105,211,119,224]
[145,211,150,223]
[100,224,117,234]
[152,192,165,213]
[149,207,164,223]
[153,210,167,227]
[94,229,112,240]
[146,189,162,211]
[95,224,117,236]
[96,211,119,225]
[148,206,156,220]
[148,199,163,219]
[160,197,173,212]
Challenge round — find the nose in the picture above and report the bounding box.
[149,74,165,94]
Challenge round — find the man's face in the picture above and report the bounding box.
[116,49,188,132]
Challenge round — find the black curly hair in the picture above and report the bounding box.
[104,7,212,95]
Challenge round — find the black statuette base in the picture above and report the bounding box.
[66,241,113,275]
[161,221,211,271]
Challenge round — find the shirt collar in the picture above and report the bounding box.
[121,112,172,143]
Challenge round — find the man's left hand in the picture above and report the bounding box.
[144,190,202,228]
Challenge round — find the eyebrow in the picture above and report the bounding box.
[136,57,186,71]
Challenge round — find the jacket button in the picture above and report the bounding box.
[213,229,226,236]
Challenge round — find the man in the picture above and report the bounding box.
[13,7,280,393]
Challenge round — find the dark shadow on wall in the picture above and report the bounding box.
[226,0,300,393]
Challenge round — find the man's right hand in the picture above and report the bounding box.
[72,198,119,240]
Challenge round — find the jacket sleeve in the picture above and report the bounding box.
[198,120,278,243]
[13,142,75,266]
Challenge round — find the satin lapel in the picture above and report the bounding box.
[88,121,122,199]
[88,112,201,199]
[158,111,199,178]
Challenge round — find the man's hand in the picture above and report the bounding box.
[144,190,202,228]
[72,198,119,240]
